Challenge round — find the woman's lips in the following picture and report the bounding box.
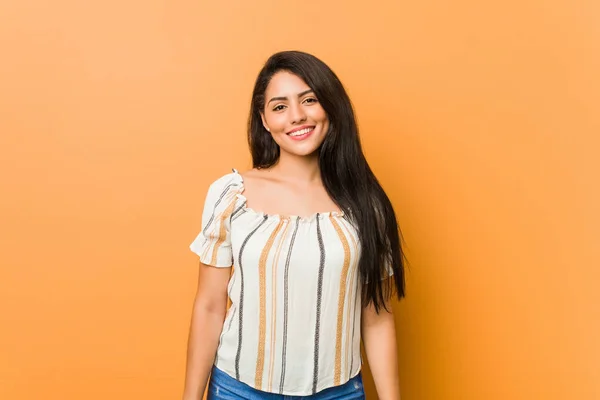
[287,126,315,141]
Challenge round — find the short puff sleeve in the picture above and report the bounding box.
[189,173,240,267]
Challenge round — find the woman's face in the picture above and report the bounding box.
[260,71,330,157]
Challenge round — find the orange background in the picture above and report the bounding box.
[1,1,599,399]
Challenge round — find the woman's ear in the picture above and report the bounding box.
[260,112,270,132]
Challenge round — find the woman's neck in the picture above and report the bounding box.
[269,152,321,185]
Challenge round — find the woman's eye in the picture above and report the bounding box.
[304,98,318,104]
[273,105,285,111]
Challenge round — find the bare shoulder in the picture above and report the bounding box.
[239,168,281,187]
[239,168,284,209]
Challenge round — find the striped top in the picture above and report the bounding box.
[190,169,376,396]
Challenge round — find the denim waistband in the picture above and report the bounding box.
[208,365,365,400]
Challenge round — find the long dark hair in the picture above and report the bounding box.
[248,50,405,312]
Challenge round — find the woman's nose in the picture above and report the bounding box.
[289,103,307,124]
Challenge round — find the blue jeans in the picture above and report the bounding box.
[207,366,366,400]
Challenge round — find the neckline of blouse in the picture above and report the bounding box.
[230,168,345,223]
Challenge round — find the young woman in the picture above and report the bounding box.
[183,51,405,400]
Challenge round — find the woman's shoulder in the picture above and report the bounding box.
[237,167,284,187]
[207,168,244,189]
[202,169,245,203]
[204,167,279,200]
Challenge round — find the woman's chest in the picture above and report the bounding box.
[229,214,361,281]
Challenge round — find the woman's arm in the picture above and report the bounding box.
[182,263,231,400]
[362,295,401,400]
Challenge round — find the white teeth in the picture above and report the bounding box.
[289,127,313,137]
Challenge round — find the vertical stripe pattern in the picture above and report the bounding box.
[329,215,352,385]
[255,219,286,388]
[235,215,268,380]
[268,218,290,391]
[210,197,238,265]
[191,172,367,396]
[279,216,300,393]
[340,217,360,378]
[202,183,237,235]
[312,214,326,394]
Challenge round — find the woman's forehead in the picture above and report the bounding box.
[266,71,311,95]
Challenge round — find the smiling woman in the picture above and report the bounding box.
[183,51,405,400]
[259,71,330,157]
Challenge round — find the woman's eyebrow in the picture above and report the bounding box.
[267,89,314,105]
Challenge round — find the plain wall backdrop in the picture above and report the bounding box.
[1,1,599,399]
